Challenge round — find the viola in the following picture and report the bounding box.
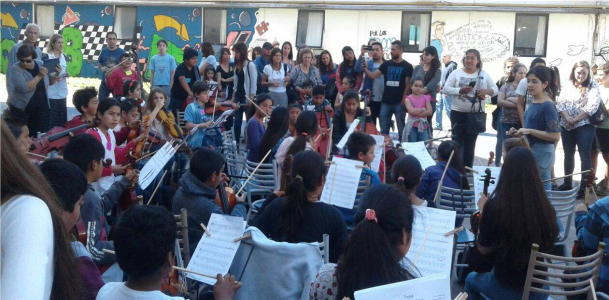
[30,123,91,157]
[357,90,379,135]
[214,181,236,214]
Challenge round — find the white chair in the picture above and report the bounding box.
[546,184,579,257]
[242,159,277,223]
[319,234,330,264]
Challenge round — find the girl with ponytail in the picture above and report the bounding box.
[256,151,348,263]
[274,111,319,179]
[310,184,417,300]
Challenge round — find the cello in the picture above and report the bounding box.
[215,181,237,214]
[357,90,379,135]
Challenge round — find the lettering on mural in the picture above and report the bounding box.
[369,30,396,60]
[443,20,510,63]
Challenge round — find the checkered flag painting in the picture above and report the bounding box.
[19,24,141,61]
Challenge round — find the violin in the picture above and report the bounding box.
[214,181,236,214]
[482,168,495,197]
[357,90,379,135]
[156,108,184,139]
[73,220,88,246]
[29,123,91,157]
[584,168,596,206]
[314,108,333,159]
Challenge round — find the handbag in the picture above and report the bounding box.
[589,100,608,125]
[466,101,487,134]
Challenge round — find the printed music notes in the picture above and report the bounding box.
[320,157,364,209]
[336,119,360,149]
[473,166,501,203]
[401,141,435,170]
[186,214,246,285]
[354,272,450,300]
[405,206,456,277]
[370,135,384,173]
[138,142,175,190]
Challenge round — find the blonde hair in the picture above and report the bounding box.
[47,34,63,53]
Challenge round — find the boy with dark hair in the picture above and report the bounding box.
[305,85,333,113]
[40,159,105,300]
[106,53,138,97]
[341,131,381,224]
[63,134,137,281]
[184,80,222,149]
[172,147,247,253]
[65,86,99,135]
[298,79,314,104]
[97,205,241,300]
[3,116,32,153]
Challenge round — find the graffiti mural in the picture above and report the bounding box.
[430,21,445,57]
[1,3,31,74]
[369,30,396,60]
[226,8,258,47]
[443,20,510,63]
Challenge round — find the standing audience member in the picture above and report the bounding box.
[1,120,80,299]
[403,77,433,143]
[255,42,273,94]
[319,50,339,86]
[198,41,217,76]
[495,63,527,166]
[556,61,601,197]
[592,63,609,196]
[290,48,323,93]
[45,33,69,128]
[516,58,547,125]
[170,48,200,114]
[336,46,362,94]
[412,46,442,137]
[230,42,258,145]
[106,53,137,98]
[8,23,42,68]
[281,41,296,70]
[149,39,177,100]
[442,49,498,168]
[97,32,125,99]
[492,57,520,134]
[355,42,385,125]
[436,52,457,130]
[216,48,234,102]
[263,48,290,107]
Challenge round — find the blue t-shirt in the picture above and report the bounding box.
[524,100,561,145]
[149,54,177,86]
[184,101,221,149]
[98,47,126,82]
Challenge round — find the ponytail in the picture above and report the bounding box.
[278,151,326,238]
[286,111,318,157]
[527,67,559,101]
[337,185,416,299]
[391,155,423,194]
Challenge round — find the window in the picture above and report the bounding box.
[203,9,227,45]
[296,10,324,48]
[35,5,55,37]
[514,14,548,57]
[114,6,137,40]
[401,13,431,52]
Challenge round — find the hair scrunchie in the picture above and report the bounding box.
[365,209,378,223]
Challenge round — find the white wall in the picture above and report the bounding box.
[250,8,299,48]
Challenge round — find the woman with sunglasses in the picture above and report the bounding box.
[7,44,61,136]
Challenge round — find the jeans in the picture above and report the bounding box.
[408,127,429,143]
[495,119,521,167]
[435,94,452,128]
[380,103,406,141]
[450,110,479,168]
[530,142,556,190]
[369,101,382,126]
[233,104,247,147]
[561,124,596,187]
[99,81,111,100]
[465,270,548,300]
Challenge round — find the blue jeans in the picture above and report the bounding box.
[99,80,111,99]
[465,270,548,300]
[561,124,596,187]
[380,103,406,141]
[530,142,555,191]
[435,94,452,128]
[408,127,429,142]
[233,104,246,147]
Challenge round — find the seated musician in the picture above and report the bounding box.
[331,91,371,149]
[40,159,105,300]
[172,148,246,253]
[146,87,179,144]
[246,94,273,162]
[416,140,469,205]
[305,85,333,113]
[65,86,99,135]
[120,78,142,101]
[336,131,381,224]
[465,148,558,299]
[296,79,314,105]
[334,75,355,108]
[255,151,348,263]
[258,106,290,163]
[87,98,144,194]
[114,98,140,147]
[288,103,303,136]
[3,116,32,153]
[63,134,138,282]
[275,111,319,180]
[310,185,417,300]
[392,155,428,207]
[184,81,222,150]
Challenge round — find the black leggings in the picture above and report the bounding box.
[450,110,479,168]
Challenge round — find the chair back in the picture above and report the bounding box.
[243,159,277,193]
[174,208,190,266]
[319,234,330,264]
[436,186,477,218]
[177,111,186,129]
[522,242,605,300]
[354,172,372,213]
[546,184,579,243]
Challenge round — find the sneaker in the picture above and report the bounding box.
[551,182,559,190]
[577,188,586,199]
[556,183,573,191]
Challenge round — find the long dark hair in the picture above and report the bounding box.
[259,106,289,162]
[422,46,440,86]
[391,155,423,194]
[337,185,416,299]
[490,148,558,273]
[339,46,356,81]
[339,90,359,113]
[201,41,215,57]
[1,120,81,299]
[278,151,327,238]
[569,60,592,92]
[233,42,248,69]
[286,111,318,157]
[319,50,335,74]
[527,66,559,101]
[246,93,272,121]
[436,140,469,189]
[281,41,293,61]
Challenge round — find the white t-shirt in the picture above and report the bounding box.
[199,55,217,70]
[442,68,498,113]
[1,195,54,300]
[515,78,535,111]
[263,64,287,93]
[96,282,185,300]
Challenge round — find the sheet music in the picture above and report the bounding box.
[336,119,360,149]
[138,142,175,189]
[405,206,456,277]
[370,135,385,173]
[186,214,246,285]
[401,141,435,170]
[207,81,218,96]
[354,273,450,300]
[473,166,501,203]
[320,157,364,209]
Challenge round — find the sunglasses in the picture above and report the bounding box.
[20,59,33,63]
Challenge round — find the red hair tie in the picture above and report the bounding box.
[365,209,377,223]
[398,177,405,182]
[302,132,308,137]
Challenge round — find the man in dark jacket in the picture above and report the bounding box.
[172,148,247,253]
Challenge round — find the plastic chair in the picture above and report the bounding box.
[546,184,579,256]
[174,208,190,266]
[319,234,330,264]
[242,159,277,223]
[522,242,605,300]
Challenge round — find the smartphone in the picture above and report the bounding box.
[468,81,476,88]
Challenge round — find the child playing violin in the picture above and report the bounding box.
[114,98,140,147]
[65,87,99,135]
[334,75,355,108]
[4,116,32,154]
[288,104,303,137]
[184,81,222,150]
[305,85,333,113]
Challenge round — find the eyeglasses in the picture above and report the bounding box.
[19,59,33,63]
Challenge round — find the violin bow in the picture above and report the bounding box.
[245,96,270,118]
[236,150,273,196]
[433,150,455,204]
